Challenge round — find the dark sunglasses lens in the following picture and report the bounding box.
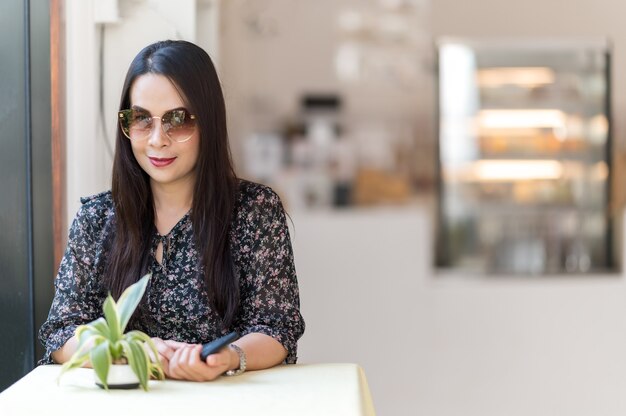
[162,109,196,142]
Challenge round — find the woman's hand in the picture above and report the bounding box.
[166,341,235,381]
[151,333,286,381]
[150,337,176,378]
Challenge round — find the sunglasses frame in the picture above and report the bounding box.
[118,108,197,143]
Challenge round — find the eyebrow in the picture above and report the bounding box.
[130,105,188,115]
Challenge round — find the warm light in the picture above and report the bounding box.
[478,109,566,130]
[477,127,540,137]
[591,161,609,181]
[444,160,565,182]
[477,67,555,88]
[589,114,609,143]
[472,160,563,181]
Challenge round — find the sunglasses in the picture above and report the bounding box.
[118,107,197,143]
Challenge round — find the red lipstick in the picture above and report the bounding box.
[149,157,176,167]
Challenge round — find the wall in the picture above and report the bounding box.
[64,0,103,225]
[293,207,626,415]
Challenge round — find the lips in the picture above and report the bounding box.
[148,157,176,167]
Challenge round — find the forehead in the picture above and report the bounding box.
[129,73,187,113]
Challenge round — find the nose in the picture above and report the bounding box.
[147,116,168,147]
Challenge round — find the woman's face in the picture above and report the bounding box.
[128,73,200,191]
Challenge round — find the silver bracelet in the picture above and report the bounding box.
[225,344,246,376]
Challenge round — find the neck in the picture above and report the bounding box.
[151,176,194,216]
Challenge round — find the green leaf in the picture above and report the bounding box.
[56,275,163,391]
[124,331,164,381]
[126,331,159,357]
[103,295,121,343]
[110,340,123,361]
[60,354,90,372]
[88,317,112,339]
[77,334,105,355]
[119,340,135,372]
[76,322,108,347]
[117,273,151,333]
[150,363,165,381]
[127,340,150,391]
[90,340,112,390]
[125,330,154,343]
[119,339,158,391]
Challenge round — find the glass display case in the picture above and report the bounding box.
[435,38,612,275]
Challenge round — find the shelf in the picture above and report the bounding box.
[437,37,612,274]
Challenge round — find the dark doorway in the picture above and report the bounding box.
[0,0,54,391]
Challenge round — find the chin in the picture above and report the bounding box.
[149,174,179,185]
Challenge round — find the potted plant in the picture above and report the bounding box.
[58,273,164,390]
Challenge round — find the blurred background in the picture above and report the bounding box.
[5,0,626,414]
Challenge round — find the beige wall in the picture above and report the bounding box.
[294,207,626,416]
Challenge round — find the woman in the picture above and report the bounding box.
[39,40,305,381]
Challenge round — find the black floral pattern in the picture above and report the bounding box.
[38,180,305,365]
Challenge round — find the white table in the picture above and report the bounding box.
[0,363,375,415]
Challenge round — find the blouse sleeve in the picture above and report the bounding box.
[37,204,106,365]
[233,187,305,364]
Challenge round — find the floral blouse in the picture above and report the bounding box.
[38,180,305,365]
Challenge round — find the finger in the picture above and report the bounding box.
[158,354,171,378]
[188,344,201,367]
[168,347,186,380]
[181,345,229,382]
[199,350,230,381]
[182,345,205,372]
[153,339,175,360]
[173,346,196,380]
[144,342,157,362]
[181,345,210,381]
[164,340,191,350]
[179,345,191,366]
[193,346,229,381]
[198,366,226,382]
[206,347,230,368]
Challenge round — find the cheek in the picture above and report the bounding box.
[186,137,201,165]
[129,141,148,167]
[129,140,140,154]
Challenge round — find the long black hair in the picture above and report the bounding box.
[104,40,239,327]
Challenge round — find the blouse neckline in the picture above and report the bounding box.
[155,210,191,239]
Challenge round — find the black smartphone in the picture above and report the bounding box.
[199,331,240,361]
